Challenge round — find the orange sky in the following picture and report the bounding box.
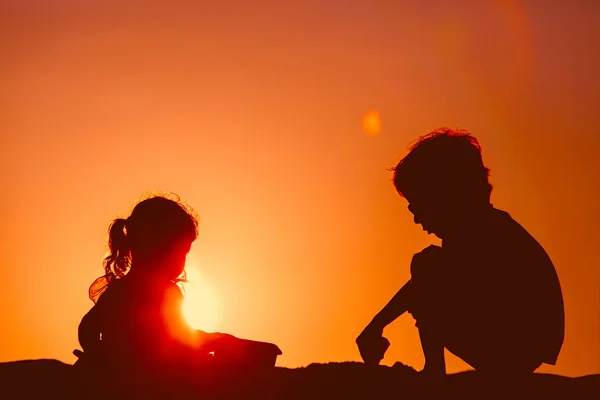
[1,0,599,377]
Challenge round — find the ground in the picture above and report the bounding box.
[1,359,598,399]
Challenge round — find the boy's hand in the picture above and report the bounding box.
[356,327,390,365]
[73,349,85,359]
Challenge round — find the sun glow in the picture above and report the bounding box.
[182,265,219,331]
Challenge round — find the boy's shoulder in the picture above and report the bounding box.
[487,208,540,245]
[444,207,550,263]
[479,207,553,266]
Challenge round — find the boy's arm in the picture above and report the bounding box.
[362,245,442,334]
[361,280,413,334]
[356,281,412,365]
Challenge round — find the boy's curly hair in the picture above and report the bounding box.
[391,128,492,204]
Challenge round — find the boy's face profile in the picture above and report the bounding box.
[405,190,452,239]
[395,129,492,241]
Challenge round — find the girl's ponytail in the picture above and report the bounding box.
[89,218,130,303]
[103,218,131,280]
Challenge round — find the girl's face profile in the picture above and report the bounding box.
[150,239,192,281]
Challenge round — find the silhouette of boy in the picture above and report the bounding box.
[356,128,565,377]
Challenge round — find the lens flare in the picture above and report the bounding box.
[362,110,382,136]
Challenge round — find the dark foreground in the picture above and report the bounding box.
[1,359,598,400]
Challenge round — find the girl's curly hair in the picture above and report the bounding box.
[89,192,198,303]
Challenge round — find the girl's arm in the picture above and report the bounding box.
[164,286,238,355]
[164,286,196,346]
[78,305,103,357]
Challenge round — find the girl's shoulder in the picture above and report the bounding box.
[89,275,119,304]
[97,276,184,305]
[163,281,185,301]
[94,278,127,307]
[132,279,183,303]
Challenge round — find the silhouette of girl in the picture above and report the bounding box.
[75,193,236,390]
